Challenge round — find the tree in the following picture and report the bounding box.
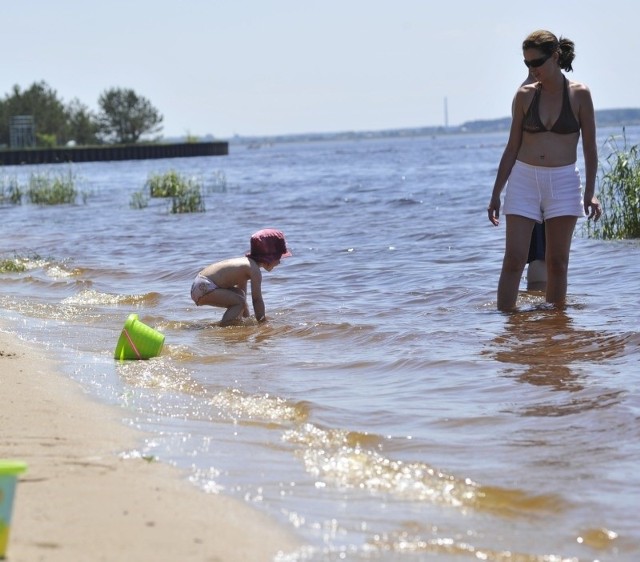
[97,87,163,144]
[0,81,70,147]
[66,98,100,145]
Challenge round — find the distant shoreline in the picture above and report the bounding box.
[229,108,640,146]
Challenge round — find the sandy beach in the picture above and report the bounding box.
[0,327,302,562]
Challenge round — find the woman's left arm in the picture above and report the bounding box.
[578,85,601,219]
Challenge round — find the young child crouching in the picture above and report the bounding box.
[190,229,291,326]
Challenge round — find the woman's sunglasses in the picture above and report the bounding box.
[524,53,552,68]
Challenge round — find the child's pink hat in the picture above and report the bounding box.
[246,229,292,265]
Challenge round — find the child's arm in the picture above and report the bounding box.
[238,280,250,317]
[249,268,266,322]
[252,292,266,322]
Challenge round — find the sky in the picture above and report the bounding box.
[4,0,639,139]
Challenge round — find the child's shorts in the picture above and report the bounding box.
[190,274,219,305]
[504,160,585,222]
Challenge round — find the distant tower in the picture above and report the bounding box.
[10,115,36,148]
[444,97,449,129]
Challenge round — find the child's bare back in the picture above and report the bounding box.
[189,229,291,326]
[199,257,259,290]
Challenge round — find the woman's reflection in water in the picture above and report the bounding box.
[490,307,626,416]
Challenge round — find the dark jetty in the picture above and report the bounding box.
[0,141,228,166]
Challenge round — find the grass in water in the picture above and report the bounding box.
[26,170,78,205]
[0,257,27,273]
[129,190,149,209]
[0,252,45,273]
[587,130,640,240]
[171,184,205,214]
[0,176,23,205]
[147,170,187,198]
[145,170,205,213]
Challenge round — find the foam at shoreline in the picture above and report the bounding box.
[0,325,302,561]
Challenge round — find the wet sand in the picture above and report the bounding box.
[0,327,302,561]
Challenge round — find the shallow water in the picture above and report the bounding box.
[1,127,639,561]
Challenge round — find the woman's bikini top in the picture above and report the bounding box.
[522,76,580,134]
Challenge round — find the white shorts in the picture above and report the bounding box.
[503,160,585,222]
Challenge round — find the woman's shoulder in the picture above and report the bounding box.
[566,79,594,107]
[513,82,537,112]
[516,81,538,99]
[566,78,591,95]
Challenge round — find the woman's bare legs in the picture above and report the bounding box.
[544,216,578,307]
[497,215,536,311]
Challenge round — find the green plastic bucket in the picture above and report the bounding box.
[114,314,165,360]
[0,460,27,559]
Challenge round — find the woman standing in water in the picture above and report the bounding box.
[487,29,601,311]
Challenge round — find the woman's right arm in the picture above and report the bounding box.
[488,90,526,226]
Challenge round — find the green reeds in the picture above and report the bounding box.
[26,170,78,205]
[170,185,205,214]
[0,257,27,273]
[588,130,640,240]
[129,190,149,209]
[0,176,22,205]
[147,170,186,198]
[0,252,44,273]
[145,170,205,213]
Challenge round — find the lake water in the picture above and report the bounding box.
[1,126,639,561]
